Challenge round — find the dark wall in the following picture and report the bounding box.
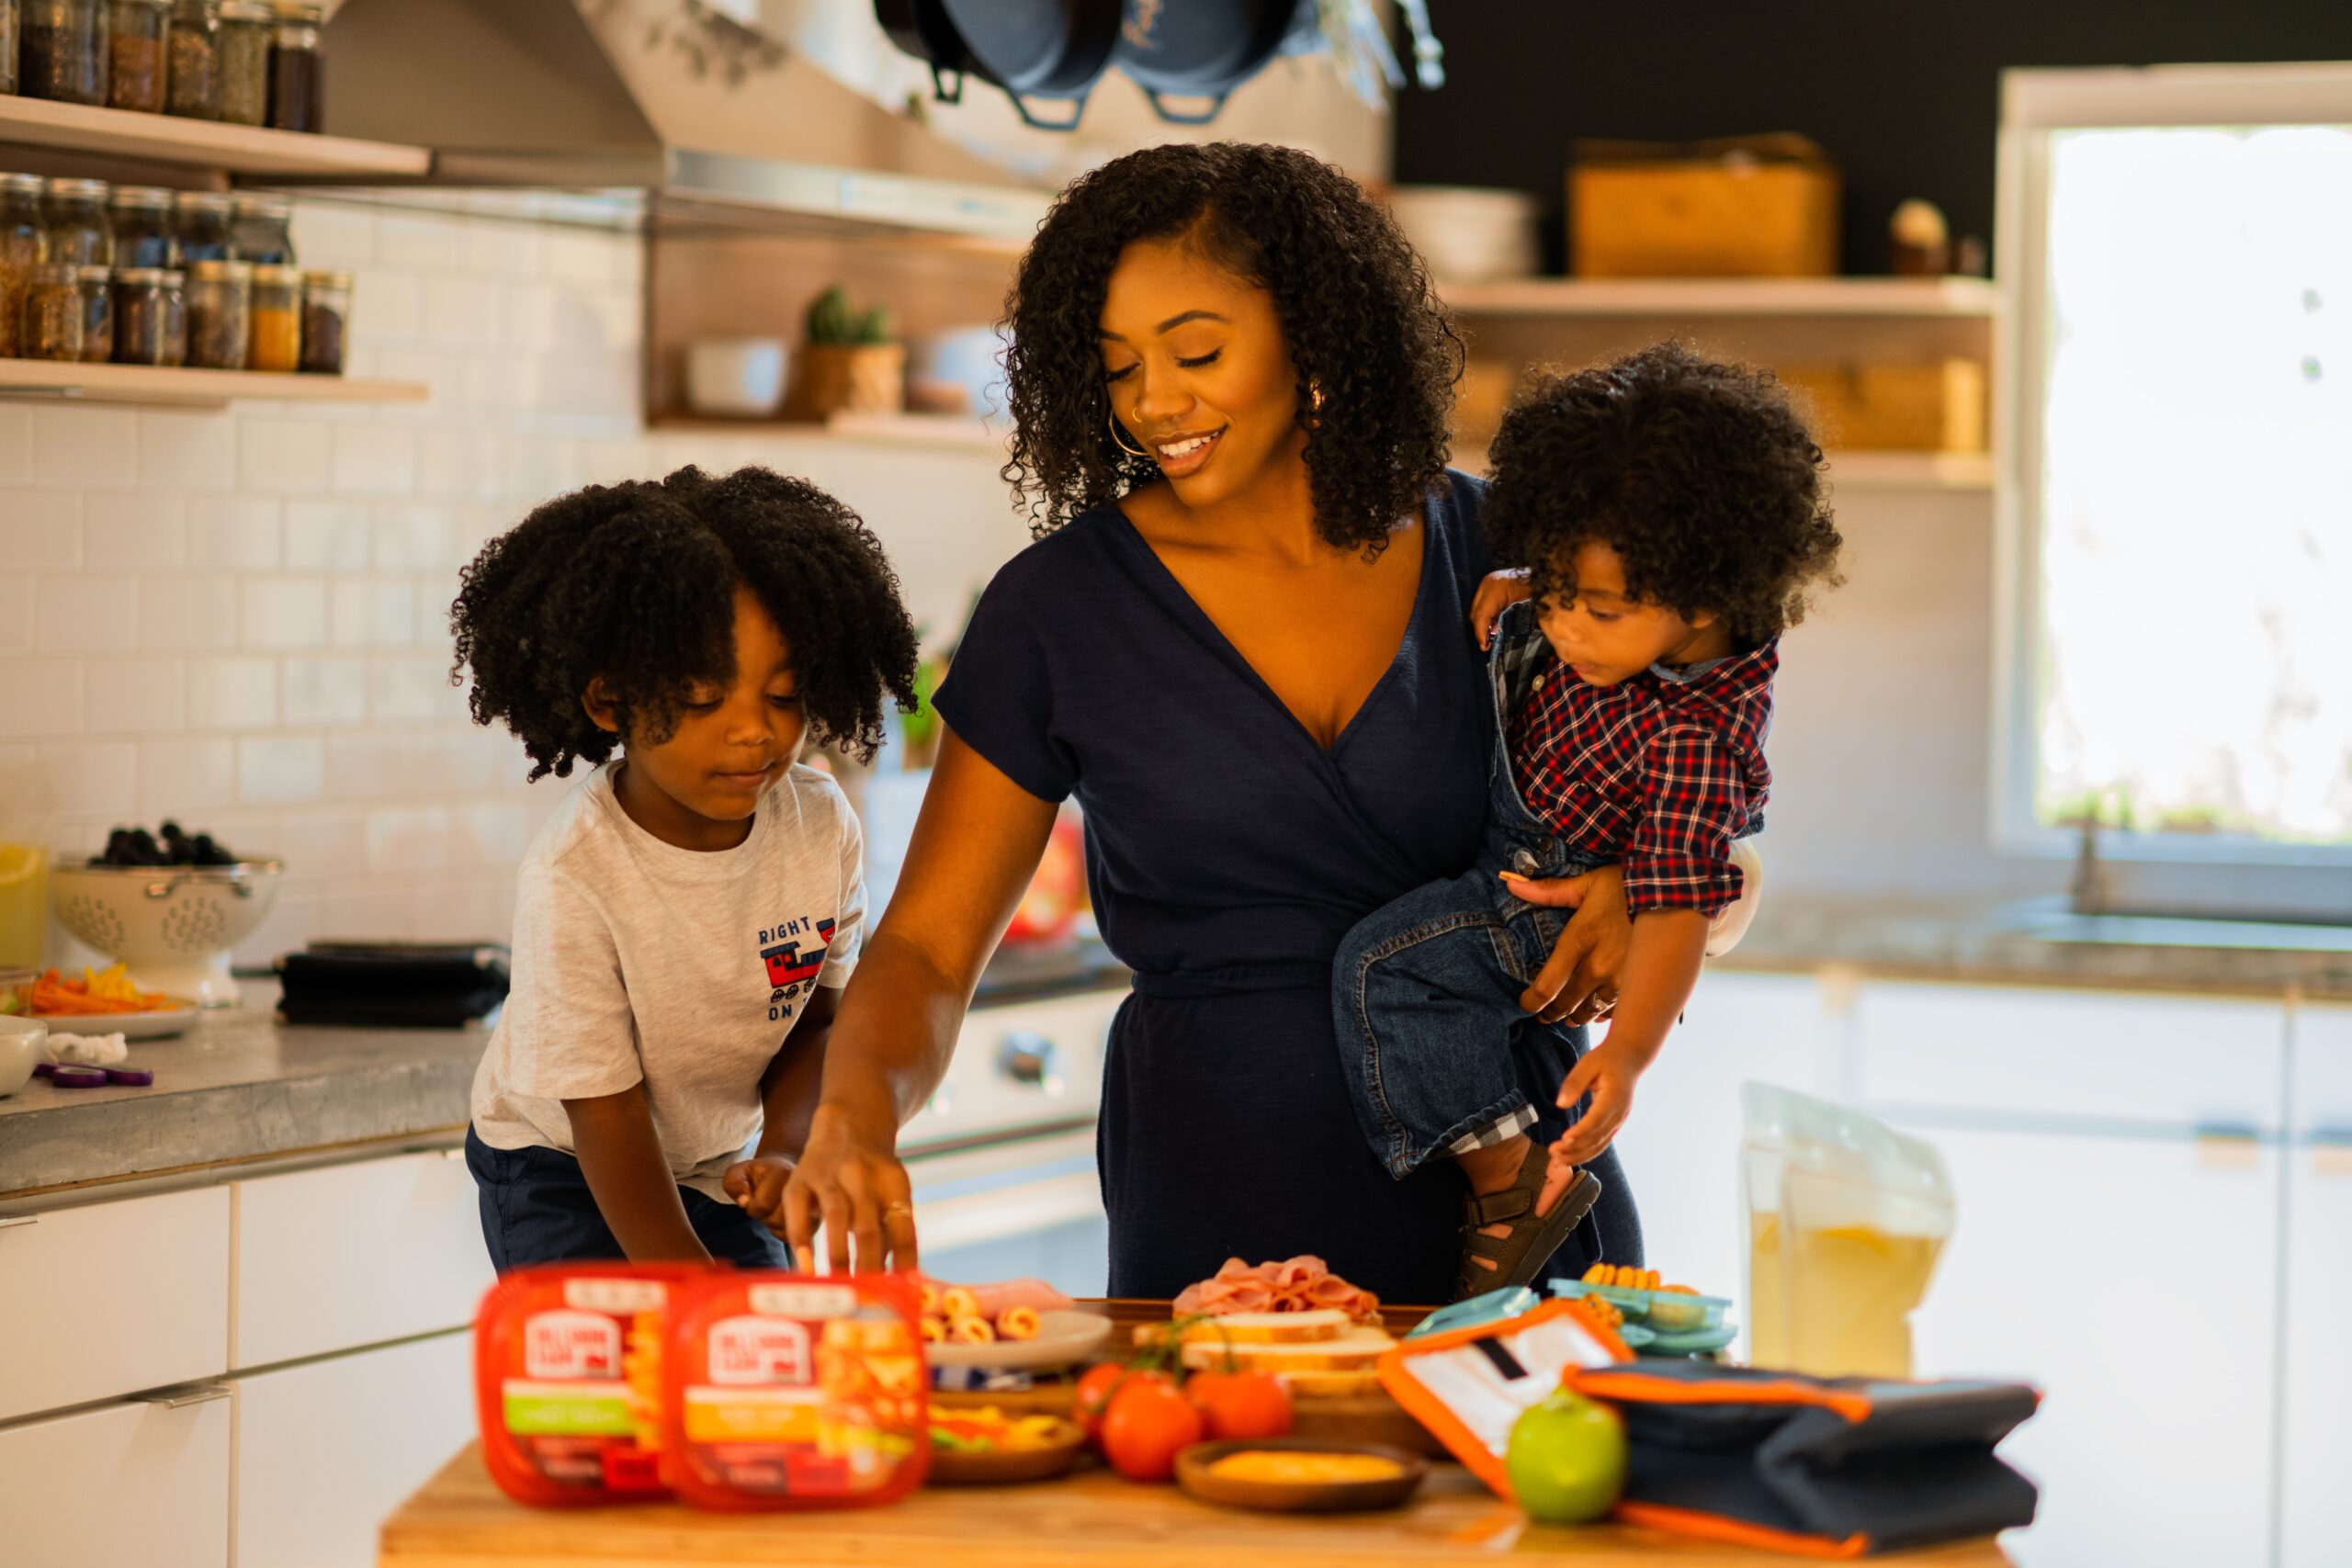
[1391,4,2352,274]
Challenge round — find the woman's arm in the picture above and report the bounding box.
[564,1084,712,1263]
[779,728,1059,1273]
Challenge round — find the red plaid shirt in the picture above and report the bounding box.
[1509,639,1775,917]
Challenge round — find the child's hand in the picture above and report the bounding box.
[724,1153,797,1233]
[1548,1043,1640,1167]
[1471,569,1533,649]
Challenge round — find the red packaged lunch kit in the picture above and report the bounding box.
[659,1271,929,1510]
[473,1264,704,1506]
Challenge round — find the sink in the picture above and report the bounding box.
[1996,897,2352,953]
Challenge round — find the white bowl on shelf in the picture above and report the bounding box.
[685,337,787,418]
[50,859,284,1008]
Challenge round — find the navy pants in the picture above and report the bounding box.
[464,1125,791,1271]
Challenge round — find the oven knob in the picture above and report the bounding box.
[997,1032,1065,1095]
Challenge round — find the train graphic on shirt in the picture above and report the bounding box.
[761,917,836,1022]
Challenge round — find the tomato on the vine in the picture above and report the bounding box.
[1098,1378,1204,1483]
[1074,1361,1171,1440]
[1186,1369,1294,1441]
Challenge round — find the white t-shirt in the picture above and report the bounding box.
[469,760,864,1200]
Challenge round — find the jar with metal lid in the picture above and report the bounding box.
[43,177,113,267]
[297,267,346,374]
[109,186,178,270]
[227,192,292,265]
[112,266,186,366]
[165,0,219,118]
[266,1,322,132]
[174,189,232,263]
[247,261,298,370]
[76,262,113,363]
[22,263,85,361]
[0,175,46,360]
[22,0,110,105]
[1,0,20,96]
[185,257,248,368]
[215,0,267,124]
[107,0,169,112]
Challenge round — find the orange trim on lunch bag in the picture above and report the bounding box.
[1567,1368,1877,1426]
[1614,1500,1872,1559]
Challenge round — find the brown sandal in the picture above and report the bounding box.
[1453,1141,1603,1303]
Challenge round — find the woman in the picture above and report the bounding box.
[771,142,1645,1304]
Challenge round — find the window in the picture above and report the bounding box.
[2000,65,2352,868]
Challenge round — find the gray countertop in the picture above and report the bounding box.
[5,909,2344,1201]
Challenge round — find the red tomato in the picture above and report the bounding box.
[1098,1378,1204,1483]
[1074,1361,1170,1440]
[1186,1370,1295,1441]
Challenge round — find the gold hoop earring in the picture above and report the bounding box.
[1108,408,1150,458]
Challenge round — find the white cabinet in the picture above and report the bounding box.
[1611,970,1838,1332]
[0,1184,231,1421]
[1902,1122,2280,1568]
[0,1388,232,1568]
[232,1329,474,1568]
[2281,1001,2352,1568]
[232,1148,492,1368]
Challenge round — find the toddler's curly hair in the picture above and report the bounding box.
[1485,342,1845,645]
[450,466,920,781]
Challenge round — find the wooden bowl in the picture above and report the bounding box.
[926,1434,1087,1487]
[1174,1438,1429,1514]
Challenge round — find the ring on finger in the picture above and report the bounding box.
[881,1201,913,1220]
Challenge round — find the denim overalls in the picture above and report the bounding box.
[1330,598,1602,1179]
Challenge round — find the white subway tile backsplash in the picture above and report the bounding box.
[37,577,136,652]
[0,491,83,570]
[367,804,451,873]
[409,875,494,941]
[282,655,368,727]
[331,579,417,648]
[33,407,140,489]
[0,577,29,654]
[85,493,187,570]
[235,886,322,965]
[423,276,501,348]
[288,202,376,266]
[368,652,460,724]
[283,500,373,572]
[238,418,333,492]
[276,808,369,877]
[543,228,622,287]
[378,211,459,270]
[241,578,330,649]
[360,270,423,344]
[140,575,240,651]
[139,737,238,810]
[187,655,277,728]
[139,410,239,491]
[0,657,79,736]
[370,503,455,570]
[238,735,325,804]
[185,496,282,570]
[85,657,186,733]
[38,739,138,816]
[498,283,560,353]
[332,424,417,496]
[0,406,29,485]
[461,218,544,279]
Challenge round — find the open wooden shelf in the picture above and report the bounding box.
[0,359,428,409]
[0,95,430,178]
[1440,276,2003,319]
[650,411,1009,450]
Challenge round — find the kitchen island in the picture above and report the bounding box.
[380,1441,2016,1567]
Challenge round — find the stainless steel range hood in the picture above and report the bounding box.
[316,0,1050,242]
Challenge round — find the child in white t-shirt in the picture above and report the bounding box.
[458,465,919,1269]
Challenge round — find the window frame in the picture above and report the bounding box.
[1993,62,2352,877]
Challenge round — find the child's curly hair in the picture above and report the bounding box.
[450,466,921,781]
[1485,342,1845,646]
[1001,141,1464,554]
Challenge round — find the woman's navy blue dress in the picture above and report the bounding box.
[932,471,1641,1303]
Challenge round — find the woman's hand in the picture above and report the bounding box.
[1470,568,1532,649]
[1500,863,1631,1025]
[1548,1043,1640,1168]
[777,1101,920,1274]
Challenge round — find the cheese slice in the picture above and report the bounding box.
[1271,1368,1386,1398]
[1177,1310,1350,1345]
[1177,1326,1396,1373]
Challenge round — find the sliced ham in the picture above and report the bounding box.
[1170,1255,1381,1323]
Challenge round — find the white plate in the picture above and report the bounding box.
[31,1003,199,1041]
[925,1309,1112,1372]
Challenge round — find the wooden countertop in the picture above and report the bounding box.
[379,1442,2015,1567]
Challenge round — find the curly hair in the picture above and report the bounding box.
[1000,141,1464,553]
[1484,343,1845,646]
[450,466,921,781]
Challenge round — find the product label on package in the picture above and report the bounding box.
[708,1314,814,1386]
[525,1309,624,1380]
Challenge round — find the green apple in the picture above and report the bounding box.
[1505,1388,1628,1524]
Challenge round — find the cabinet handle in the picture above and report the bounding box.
[142,1384,231,1409]
[0,1214,36,1232]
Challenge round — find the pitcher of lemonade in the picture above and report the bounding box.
[0,761,54,970]
[1742,1083,1954,1379]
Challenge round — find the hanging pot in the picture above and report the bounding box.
[1114,0,1295,125]
[876,0,1121,132]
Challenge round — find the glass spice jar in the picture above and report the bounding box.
[22,263,85,361]
[111,265,185,366]
[173,188,232,263]
[76,262,113,363]
[43,177,114,267]
[107,0,169,112]
[214,0,268,124]
[185,256,248,368]
[22,0,109,106]
[246,260,298,370]
[227,192,292,265]
[1,0,20,96]
[165,0,219,118]
[297,266,346,374]
[0,175,47,360]
[266,1,322,133]
[109,185,178,269]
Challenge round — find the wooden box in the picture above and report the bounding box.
[1776,358,1988,452]
[1570,134,1839,278]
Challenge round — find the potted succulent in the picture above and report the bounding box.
[784,287,904,420]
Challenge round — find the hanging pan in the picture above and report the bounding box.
[1114,0,1296,125]
[876,0,1121,132]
